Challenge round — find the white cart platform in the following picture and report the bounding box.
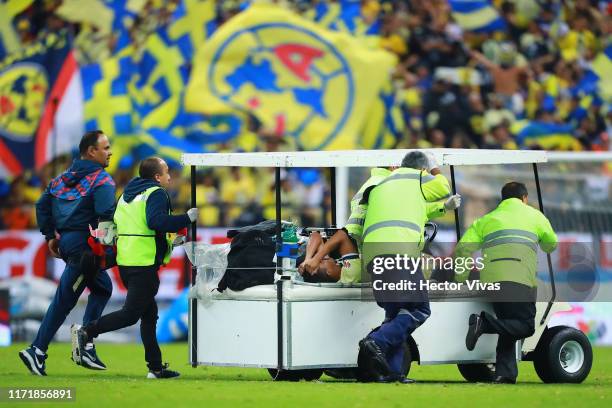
[189,280,565,369]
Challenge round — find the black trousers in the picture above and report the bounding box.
[482,282,536,381]
[86,265,162,370]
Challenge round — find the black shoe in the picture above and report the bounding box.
[493,376,516,384]
[359,338,391,377]
[373,374,416,384]
[147,363,180,379]
[19,347,47,376]
[465,313,484,351]
[79,345,107,370]
[396,376,417,384]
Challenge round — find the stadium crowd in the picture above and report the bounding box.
[1,0,610,230]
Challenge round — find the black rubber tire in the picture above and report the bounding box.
[300,369,324,381]
[532,326,566,382]
[457,363,496,382]
[267,368,323,381]
[533,326,592,383]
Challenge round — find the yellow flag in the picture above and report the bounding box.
[185,2,396,150]
[55,0,114,35]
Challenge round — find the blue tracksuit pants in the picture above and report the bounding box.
[32,260,112,352]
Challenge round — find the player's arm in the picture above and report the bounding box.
[426,201,446,219]
[301,230,356,274]
[146,190,191,233]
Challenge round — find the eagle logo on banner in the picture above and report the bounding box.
[0,31,76,176]
[208,23,355,150]
[0,63,48,141]
[186,3,395,151]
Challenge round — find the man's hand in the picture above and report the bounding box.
[172,235,186,247]
[301,258,320,275]
[444,194,462,210]
[187,208,199,222]
[425,152,439,172]
[48,238,61,258]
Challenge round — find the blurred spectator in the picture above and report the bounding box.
[221,167,256,222]
[1,177,35,230]
[2,0,611,231]
[197,170,222,227]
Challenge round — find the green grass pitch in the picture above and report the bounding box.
[1,343,611,407]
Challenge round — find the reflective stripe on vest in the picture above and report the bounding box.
[482,229,539,252]
[482,237,538,252]
[480,228,540,287]
[363,220,421,240]
[483,229,538,243]
[375,172,434,188]
[346,217,365,227]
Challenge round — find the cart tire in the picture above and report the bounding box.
[300,369,324,381]
[531,325,565,382]
[457,363,496,382]
[267,368,323,381]
[533,326,592,383]
[267,369,299,381]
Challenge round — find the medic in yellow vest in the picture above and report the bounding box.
[456,181,558,384]
[361,152,461,265]
[358,151,461,384]
[72,157,198,379]
[114,159,197,267]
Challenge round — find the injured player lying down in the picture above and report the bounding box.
[297,229,361,283]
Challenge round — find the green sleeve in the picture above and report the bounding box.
[538,214,558,254]
[421,173,451,202]
[426,201,446,220]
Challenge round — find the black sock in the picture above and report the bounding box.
[83,324,96,342]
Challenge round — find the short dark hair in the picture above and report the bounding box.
[501,182,528,200]
[79,130,104,156]
[401,151,428,169]
[139,157,164,180]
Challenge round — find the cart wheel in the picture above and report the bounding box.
[457,363,496,382]
[533,326,592,383]
[267,368,323,381]
[267,369,300,381]
[301,369,324,381]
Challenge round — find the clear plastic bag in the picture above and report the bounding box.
[184,242,231,305]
